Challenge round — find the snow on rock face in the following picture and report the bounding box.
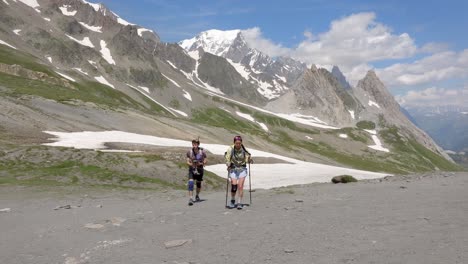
[73,68,88,75]
[2,0,9,6]
[161,73,180,88]
[99,40,115,65]
[79,22,102,33]
[348,110,355,119]
[81,0,100,12]
[66,35,94,48]
[0,40,17,49]
[169,108,188,117]
[43,130,391,189]
[13,29,22,35]
[368,100,381,108]
[18,0,40,12]
[137,28,153,37]
[183,90,192,101]
[339,134,348,139]
[46,56,52,63]
[166,60,178,69]
[59,5,77,16]
[138,86,149,93]
[55,71,76,82]
[95,75,114,89]
[88,60,98,68]
[43,17,50,21]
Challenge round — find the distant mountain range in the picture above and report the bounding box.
[405,106,468,152]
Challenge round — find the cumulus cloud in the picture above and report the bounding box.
[240,12,418,84]
[396,86,468,107]
[238,12,468,97]
[377,49,468,86]
[241,27,290,57]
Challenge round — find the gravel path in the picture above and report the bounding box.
[1,172,467,264]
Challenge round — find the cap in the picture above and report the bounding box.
[233,135,242,142]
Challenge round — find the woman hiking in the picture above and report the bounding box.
[225,135,251,209]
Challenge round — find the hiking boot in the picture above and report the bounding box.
[228,200,236,208]
[237,203,243,210]
[195,195,200,202]
[188,198,194,206]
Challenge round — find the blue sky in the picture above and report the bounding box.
[97,0,468,107]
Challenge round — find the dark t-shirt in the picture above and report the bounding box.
[186,148,207,167]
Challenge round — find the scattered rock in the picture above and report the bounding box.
[84,223,105,230]
[54,205,71,210]
[96,205,103,208]
[400,186,407,189]
[295,199,304,203]
[284,249,294,253]
[110,217,126,226]
[164,239,192,249]
[332,175,357,183]
[64,257,80,264]
[0,208,11,213]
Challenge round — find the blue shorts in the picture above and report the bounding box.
[229,167,248,179]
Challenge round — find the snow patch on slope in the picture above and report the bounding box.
[0,39,17,49]
[56,71,76,82]
[13,29,21,35]
[18,0,41,12]
[95,76,114,89]
[59,5,77,16]
[79,22,102,33]
[127,84,177,117]
[169,108,188,117]
[99,40,115,65]
[43,131,391,189]
[161,73,181,88]
[368,100,381,108]
[66,35,94,48]
[236,111,269,132]
[73,68,88,75]
[183,90,192,101]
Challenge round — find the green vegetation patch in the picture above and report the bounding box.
[356,120,376,130]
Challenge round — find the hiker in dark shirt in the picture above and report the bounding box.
[186,139,207,206]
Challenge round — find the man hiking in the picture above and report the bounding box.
[225,135,251,209]
[186,138,207,206]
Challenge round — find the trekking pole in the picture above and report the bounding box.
[248,162,252,205]
[225,171,229,208]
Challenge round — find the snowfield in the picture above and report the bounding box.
[43,131,391,189]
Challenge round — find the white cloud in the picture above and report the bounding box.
[377,49,468,86]
[293,12,416,68]
[241,27,290,57]
[396,86,468,107]
[240,12,417,85]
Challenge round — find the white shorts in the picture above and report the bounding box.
[229,167,248,179]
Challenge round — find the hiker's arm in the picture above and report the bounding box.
[203,152,207,166]
[186,157,192,166]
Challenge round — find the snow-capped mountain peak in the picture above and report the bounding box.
[180,29,241,57]
[179,29,307,100]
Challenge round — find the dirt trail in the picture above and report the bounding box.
[1,172,467,264]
